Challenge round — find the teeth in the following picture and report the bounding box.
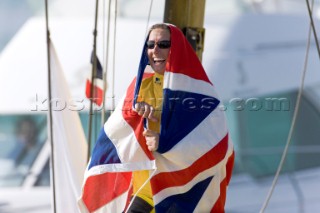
[154,59,165,63]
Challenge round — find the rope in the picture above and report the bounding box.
[260,0,314,211]
[44,0,57,212]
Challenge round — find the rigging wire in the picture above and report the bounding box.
[124,3,155,211]
[101,0,106,125]
[44,0,57,212]
[260,0,314,212]
[110,0,118,112]
[306,0,320,60]
[110,0,154,113]
[101,0,112,125]
[144,0,154,37]
[105,0,154,121]
[87,0,100,162]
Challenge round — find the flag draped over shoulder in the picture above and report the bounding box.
[78,24,234,213]
[85,52,104,106]
[49,41,88,213]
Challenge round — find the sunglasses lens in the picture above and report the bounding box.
[158,41,171,49]
[146,40,171,49]
[146,41,155,49]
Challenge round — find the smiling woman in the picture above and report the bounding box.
[146,24,171,75]
[79,23,234,213]
[129,24,172,212]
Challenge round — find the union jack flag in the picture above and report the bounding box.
[78,24,234,213]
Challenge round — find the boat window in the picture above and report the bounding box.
[34,160,50,186]
[226,89,320,177]
[0,111,111,188]
[0,115,47,187]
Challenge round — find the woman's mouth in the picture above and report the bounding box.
[154,58,165,65]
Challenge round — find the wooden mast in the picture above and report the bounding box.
[164,0,206,61]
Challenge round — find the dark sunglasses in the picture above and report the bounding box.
[146,40,171,49]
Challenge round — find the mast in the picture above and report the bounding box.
[164,0,206,61]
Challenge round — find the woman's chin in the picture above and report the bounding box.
[151,65,165,75]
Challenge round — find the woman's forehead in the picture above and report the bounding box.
[149,28,170,40]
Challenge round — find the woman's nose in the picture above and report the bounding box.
[153,44,160,53]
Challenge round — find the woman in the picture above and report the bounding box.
[128,23,171,213]
[79,23,234,213]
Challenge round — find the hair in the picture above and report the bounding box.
[147,23,171,37]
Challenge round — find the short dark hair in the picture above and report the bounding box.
[148,23,171,37]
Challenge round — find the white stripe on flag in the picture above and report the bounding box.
[85,160,156,180]
[104,97,152,163]
[193,152,231,212]
[164,72,220,98]
[154,110,228,173]
[92,190,129,213]
[152,157,228,205]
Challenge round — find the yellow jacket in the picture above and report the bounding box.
[132,72,163,209]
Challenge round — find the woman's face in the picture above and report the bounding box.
[147,28,171,75]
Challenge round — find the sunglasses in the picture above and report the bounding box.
[146,40,171,49]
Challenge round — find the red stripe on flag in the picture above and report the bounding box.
[151,134,229,195]
[210,177,227,213]
[82,172,132,212]
[85,79,104,106]
[210,151,234,213]
[121,76,155,161]
[226,150,235,185]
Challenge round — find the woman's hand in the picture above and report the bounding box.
[134,102,158,122]
[143,129,159,151]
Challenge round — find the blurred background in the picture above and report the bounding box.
[1,0,320,212]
